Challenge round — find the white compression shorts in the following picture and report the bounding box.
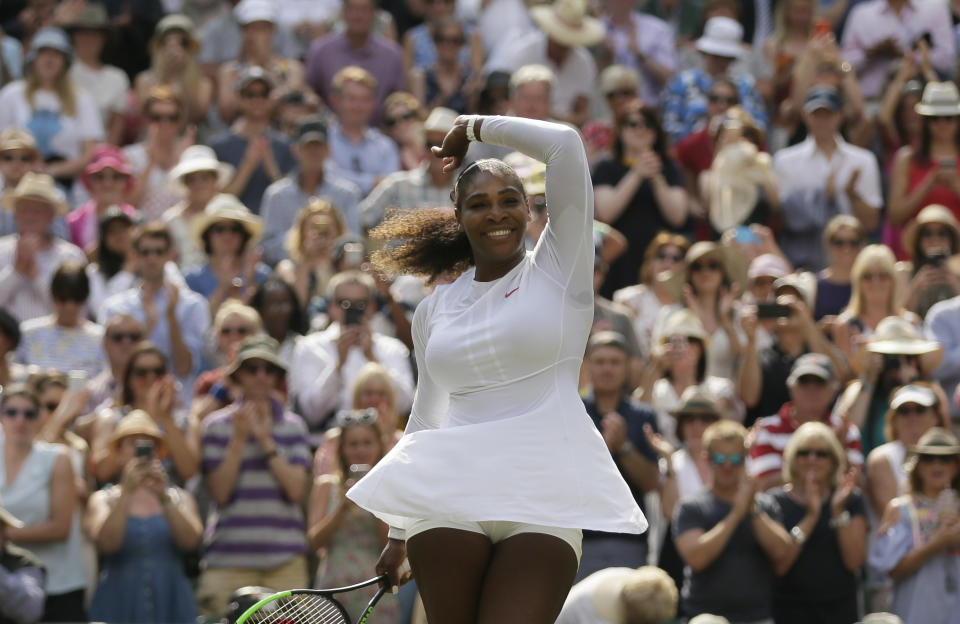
[405,519,583,563]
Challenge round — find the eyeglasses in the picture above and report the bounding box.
[708,93,739,105]
[605,88,635,99]
[108,331,143,343]
[861,271,891,281]
[796,448,832,459]
[829,237,861,248]
[795,375,828,387]
[1,407,38,420]
[622,118,645,129]
[220,325,252,337]
[920,227,952,239]
[691,260,723,272]
[148,114,180,124]
[90,171,128,183]
[384,111,418,128]
[434,35,465,45]
[209,223,245,235]
[656,251,683,263]
[136,246,168,257]
[709,451,745,466]
[42,401,59,412]
[240,89,270,100]
[0,153,35,163]
[896,404,931,416]
[338,299,368,311]
[239,361,283,376]
[132,366,166,378]
[335,407,379,427]
[918,454,957,464]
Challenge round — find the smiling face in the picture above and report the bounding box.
[340,424,382,467]
[0,394,41,447]
[688,252,725,295]
[455,169,529,280]
[88,166,129,205]
[915,454,959,494]
[32,48,67,84]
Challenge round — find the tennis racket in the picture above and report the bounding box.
[235,574,390,624]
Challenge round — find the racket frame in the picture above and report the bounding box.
[235,574,390,624]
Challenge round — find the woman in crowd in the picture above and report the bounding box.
[90,343,198,485]
[86,410,201,624]
[0,27,103,185]
[193,300,263,410]
[592,102,688,297]
[276,198,348,308]
[815,215,864,320]
[762,0,816,116]
[769,422,867,624]
[162,145,235,271]
[410,18,478,114]
[888,81,960,259]
[379,92,426,172]
[249,277,307,366]
[308,409,400,623]
[0,383,87,621]
[403,0,479,73]
[124,87,194,221]
[134,14,212,124]
[898,204,960,318]
[184,194,270,316]
[869,427,960,624]
[69,146,136,254]
[876,59,928,167]
[613,231,689,358]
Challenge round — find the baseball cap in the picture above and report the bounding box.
[295,117,328,145]
[787,353,835,386]
[890,384,938,410]
[803,86,842,113]
[234,0,276,25]
[235,65,273,92]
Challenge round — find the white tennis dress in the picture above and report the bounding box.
[347,116,647,537]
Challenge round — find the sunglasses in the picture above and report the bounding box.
[622,118,646,129]
[796,448,832,459]
[708,93,739,105]
[861,271,891,281]
[336,407,379,427]
[108,331,143,343]
[239,361,283,376]
[795,375,828,387]
[0,153,35,163]
[920,227,951,239]
[90,171,128,183]
[220,325,252,337]
[691,260,723,272]
[132,366,166,378]
[2,407,39,420]
[918,454,957,464]
[136,246,168,257]
[240,89,270,100]
[384,111,418,128]
[830,237,861,248]
[605,88,635,99]
[709,451,745,466]
[338,299,368,311]
[896,404,931,416]
[148,114,180,124]
[434,35,464,45]
[209,223,245,235]
[183,171,217,185]
[656,251,684,263]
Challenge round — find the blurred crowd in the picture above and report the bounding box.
[0,0,958,623]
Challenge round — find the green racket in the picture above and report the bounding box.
[235,574,390,624]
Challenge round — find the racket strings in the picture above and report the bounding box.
[247,594,349,624]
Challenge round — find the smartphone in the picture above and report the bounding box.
[135,439,154,461]
[813,19,832,38]
[342,242,365,268]
[734,225,760,245]
[67,370,87,392]
[343,306,364,326]
[756,302,791,319]
[348,463,371,480]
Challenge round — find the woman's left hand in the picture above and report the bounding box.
[831,467,858,517]
[431,117,475,172]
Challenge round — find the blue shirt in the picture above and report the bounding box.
[184,261,272,299]
[210,130,296,214]
[661,67,768,142]
[925,295,960,419]
[325,121,401,195]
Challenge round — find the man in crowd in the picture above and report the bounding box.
[674,420,791,622]
[289,270,414,432]
[0,498,45,624]
[260,116,363,265]
[0,173,85,323]
[198,336,311,616]
[83,314,147,413]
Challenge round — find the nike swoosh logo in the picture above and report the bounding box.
[505,287,519,298]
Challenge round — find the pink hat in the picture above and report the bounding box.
[748,253,790,280]
[81,145,133,192]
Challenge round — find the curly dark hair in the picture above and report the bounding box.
[370,159,526,283]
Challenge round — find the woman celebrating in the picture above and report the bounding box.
[409,18,479,114]
[86,410,201,624]
[69,146,136,253]
[769,422,867,624]
[380,93,426,171]
[898,204,960,318]
[869,427,960,624]
[348,116,645,622]
[275,198,348,308]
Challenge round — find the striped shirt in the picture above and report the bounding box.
[201,400,311,570]
[16,316,106,377]
[747,402,863,480]
[0,235,86,324]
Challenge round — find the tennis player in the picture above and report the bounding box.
[347,115,646,623]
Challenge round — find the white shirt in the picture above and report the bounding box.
[0,235,86,323]
[16,315,105,377]
[289,323,415,429]
[487,30,597,115]
[69,61,129,127]
[556,567,639,624]
[0,81,104,161]
[123,143,180,222]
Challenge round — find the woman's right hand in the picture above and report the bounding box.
[376,538,413,593]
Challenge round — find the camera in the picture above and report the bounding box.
[135,439,155,461]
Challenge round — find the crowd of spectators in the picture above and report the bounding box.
[0,0,959,623]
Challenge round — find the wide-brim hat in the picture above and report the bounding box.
[902,204,960,258]
[0,497,23,529]
[659,308,711,347]
[774,272,817,310]
[911,427,960,456]
[151,14,199,54]
[695,16,744,59]
[423,107,458,135]
[1,172,68,215]
[227,336,287,378]
[107,409,167,457]
[663,241,748,300]
[65,3,109,31]
[915,81,960,117]
[529,0,604,48]
[189,194,263,246]
[167,145,235,196]
[669,385,721,417]
[857,316,944,374]
[0,128,40,157]
[708,141,767,232]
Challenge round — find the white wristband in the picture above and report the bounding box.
[465,116,479,142]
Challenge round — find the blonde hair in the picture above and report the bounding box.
[284,198,347,261]
[25,61,76,117]
[823,214,865,248]
[883,381,949,442]
[149,35,203,121]
[142,85,184,121]
[213,300,263,335]
[332,66,378,94]
[509,64,556,91]
[327,270,376,300]
[844,244,903,318]
[383,91,424,119]
[771,0,819,44]
[782,421,846,487]
[351,362,397,412]
[702,420,748,452]
[621,566,679,624]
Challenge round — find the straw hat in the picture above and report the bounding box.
[901,204,960,258]
[529,0,604,48]
[0,496,23,529]
[189,194,263,246]
[915,82,960,117]
[1,172,68,214]
[695,17,744,59]
[669,385,720,417]
[423,107,458,135]
[659,308,711,346]
[107,409,167,457]
[708,140,771,232]
[65,3,110,32]
[599,64,640,97]
[859,316,944,374]
[227,336,287,378]
[151,14,199,54]
[663,241,748,299]
[911,427,960,456]
[0,128,40,157]
[167,146,235,196]
[504,151,547,196]
[774,272,817,310]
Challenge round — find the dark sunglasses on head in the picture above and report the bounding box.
[709,451,745,466]
[708,93,739,105]
[830,237,861,248]
[335,407,379,427]
[2,406,38,420]
[239,361,283,376]
[918,454,957,464]
[691,260,723,272]
[136,246,168,257]
[384,111,418,128]
[796,448,832,459]
[108,331,143,343]
[132,366,166,378]
[209,223,245,235]
[0,153,35,163]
